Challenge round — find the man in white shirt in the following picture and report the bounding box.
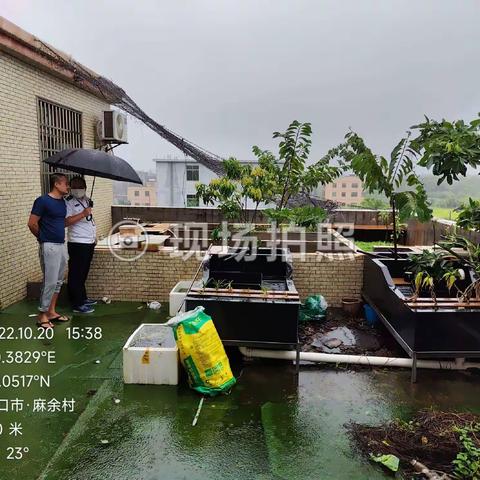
[65,177,97,314]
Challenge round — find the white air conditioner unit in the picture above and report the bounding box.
[98,110,128,143]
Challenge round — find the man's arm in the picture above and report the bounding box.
[65,207,92,227]
[28,214,41,238]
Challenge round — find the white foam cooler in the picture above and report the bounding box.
[123,324,179,385]
[169,280,201,316]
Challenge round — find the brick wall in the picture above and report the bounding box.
[292,253,364,305]
[0,51,113,309]
[86,250,364,307]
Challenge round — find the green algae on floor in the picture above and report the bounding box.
[1,300,480,480]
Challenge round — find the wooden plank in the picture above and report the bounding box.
[407,302,480,308]
[392,277,410,285]
[191,287,297,296]
[408,297,480,303]
[188,291,299,301]
[333,223,393,230]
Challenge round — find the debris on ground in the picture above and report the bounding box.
[349,409,480,478]
[147,301,162,310]
[299,295,328,322]
[370,453,399,472]
[299,307,404,357]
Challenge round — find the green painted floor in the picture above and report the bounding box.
[1,300,480,480]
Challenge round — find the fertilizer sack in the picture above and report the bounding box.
[167,306,236,396]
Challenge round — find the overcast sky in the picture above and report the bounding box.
[3,0,480,171]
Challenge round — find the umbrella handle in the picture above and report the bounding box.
[86,176,96,222]
[90,176,96,198]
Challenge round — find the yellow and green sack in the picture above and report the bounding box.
[167,306,236,396]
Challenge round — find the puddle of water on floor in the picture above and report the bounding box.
[1,300,480,480]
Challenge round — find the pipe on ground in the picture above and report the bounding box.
[239,347,480,370]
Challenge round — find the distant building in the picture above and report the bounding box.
[114,170,156,205]
[323,175,364,205]
[155,157,258,208]
[127,182,157,206]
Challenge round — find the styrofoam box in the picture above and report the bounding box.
[169,280,201,317]
[123,324,179,385]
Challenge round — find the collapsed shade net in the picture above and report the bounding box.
[43,148,143,184]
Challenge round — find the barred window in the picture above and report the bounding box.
[186,194,199,207]
[186,164,199,181]
[37,98,83,194]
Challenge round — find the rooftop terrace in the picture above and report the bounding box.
[1,300,479,480]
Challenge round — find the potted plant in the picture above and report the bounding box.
[408,250,462,302]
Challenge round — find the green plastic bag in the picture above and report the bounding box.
[299,295,328,322]
[370,453,400,472]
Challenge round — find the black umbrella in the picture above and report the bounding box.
[43,148,143,197]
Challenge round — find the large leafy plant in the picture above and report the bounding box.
[196,157,276,223]
[410,116,480,185]
[456,198,480,232]
[335,131,432,258]
[264,205,327,230]
[408,250,461,301]
[252,120,341,210]
[196,120,341,226]
[439,235,480,301]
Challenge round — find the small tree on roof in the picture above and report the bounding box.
[335,130,432,259]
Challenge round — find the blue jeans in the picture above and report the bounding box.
[38,242,68,312]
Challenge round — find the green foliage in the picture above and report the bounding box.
[420,174,480,208]
[360,196,389,210]
[453,423,480,479]
[369,454,399,473]
[334,130,431,258]
[411,116,480,185]
[457,198,480,232]
[264,206,327,230]
[252,120,341,210]
[438,235,480,301]
[408,250,461,299]
[336,131,431,223]
[196,157,277,223]
[196,121,340,223]
[440,235,480,277]
[210,226,231,243]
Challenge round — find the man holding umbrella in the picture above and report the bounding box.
[65,176,97,314]
[40,147,143,315]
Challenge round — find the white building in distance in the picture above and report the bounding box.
[154,156,258,208]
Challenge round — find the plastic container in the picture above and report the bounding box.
[363,304,379,327]
[169,280,200,316]
[123,324,178,385]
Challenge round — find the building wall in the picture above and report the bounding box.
[324,175,364,205]
[0,51,113,309]
[86,250,364,307]
[155,159,216,207]
[127,185,157,206]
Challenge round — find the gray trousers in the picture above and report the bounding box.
[38,242,68,312]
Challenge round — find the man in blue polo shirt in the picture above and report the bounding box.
[28,173,91,329]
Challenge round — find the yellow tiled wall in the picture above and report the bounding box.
[0,51,113,308]
[86,250,364,307]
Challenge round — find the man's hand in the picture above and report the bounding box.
[66,208,92,226]
[27,214,40,238]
